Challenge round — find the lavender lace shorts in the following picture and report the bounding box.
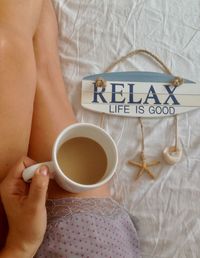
[35,197,140,258]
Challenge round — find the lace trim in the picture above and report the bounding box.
[46,197,124,220]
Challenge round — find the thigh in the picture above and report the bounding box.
[28,0,76,163]
[0,0,43,38]
[0,0,44,182]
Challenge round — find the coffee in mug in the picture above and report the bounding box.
[57,136,107,185]
[22,123,118,193]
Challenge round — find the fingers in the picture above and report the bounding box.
[0,157,37,198]
[22,156,37,168]
[28,166,49,207]
[7,156,36,179]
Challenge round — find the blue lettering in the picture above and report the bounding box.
[92,84,107,103]
[143,85,161,105]
[128,84,142,104]
[163,85,180,105]
[110,83,125,103]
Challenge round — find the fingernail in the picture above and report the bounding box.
[39,166,48,176]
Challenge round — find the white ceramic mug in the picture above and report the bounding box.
[22,123,118,193]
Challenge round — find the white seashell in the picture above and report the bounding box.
[163,145,182,165]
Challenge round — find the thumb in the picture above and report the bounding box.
[28,166,50,206]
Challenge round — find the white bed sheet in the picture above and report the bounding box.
[52,0,200,257]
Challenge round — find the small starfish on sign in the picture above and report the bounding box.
[128,152,160,180]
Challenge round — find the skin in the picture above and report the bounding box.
[0,0,44,249]
[0,157,50,258]
[0,0,110,255]
[0,0,43,181]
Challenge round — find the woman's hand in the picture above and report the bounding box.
[0,157,50,258]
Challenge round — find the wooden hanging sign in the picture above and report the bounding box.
[81,71,200,117]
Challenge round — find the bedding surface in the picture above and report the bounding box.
[52,0,200,257]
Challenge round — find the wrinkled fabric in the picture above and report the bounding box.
[51,1,200,257]
[35,198,140,258]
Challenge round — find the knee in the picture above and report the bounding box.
[0,32,10,57]
[0,29,36,88]
[0,29,28,59]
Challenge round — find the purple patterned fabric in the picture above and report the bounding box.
[35,197,140,258]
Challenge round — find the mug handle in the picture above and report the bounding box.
[22,161,55,182]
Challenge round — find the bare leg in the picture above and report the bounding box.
[0,0,44,248]
[28,0,75,162]
[0,0,44,181]
[28,0,110,199]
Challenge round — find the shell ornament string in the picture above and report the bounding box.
[96,49,183,180]
[163,115,182,165]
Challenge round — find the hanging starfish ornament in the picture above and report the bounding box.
[128,151,160,180]
[128,118,160,180]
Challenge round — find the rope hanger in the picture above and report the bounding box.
[97,49,184,87]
